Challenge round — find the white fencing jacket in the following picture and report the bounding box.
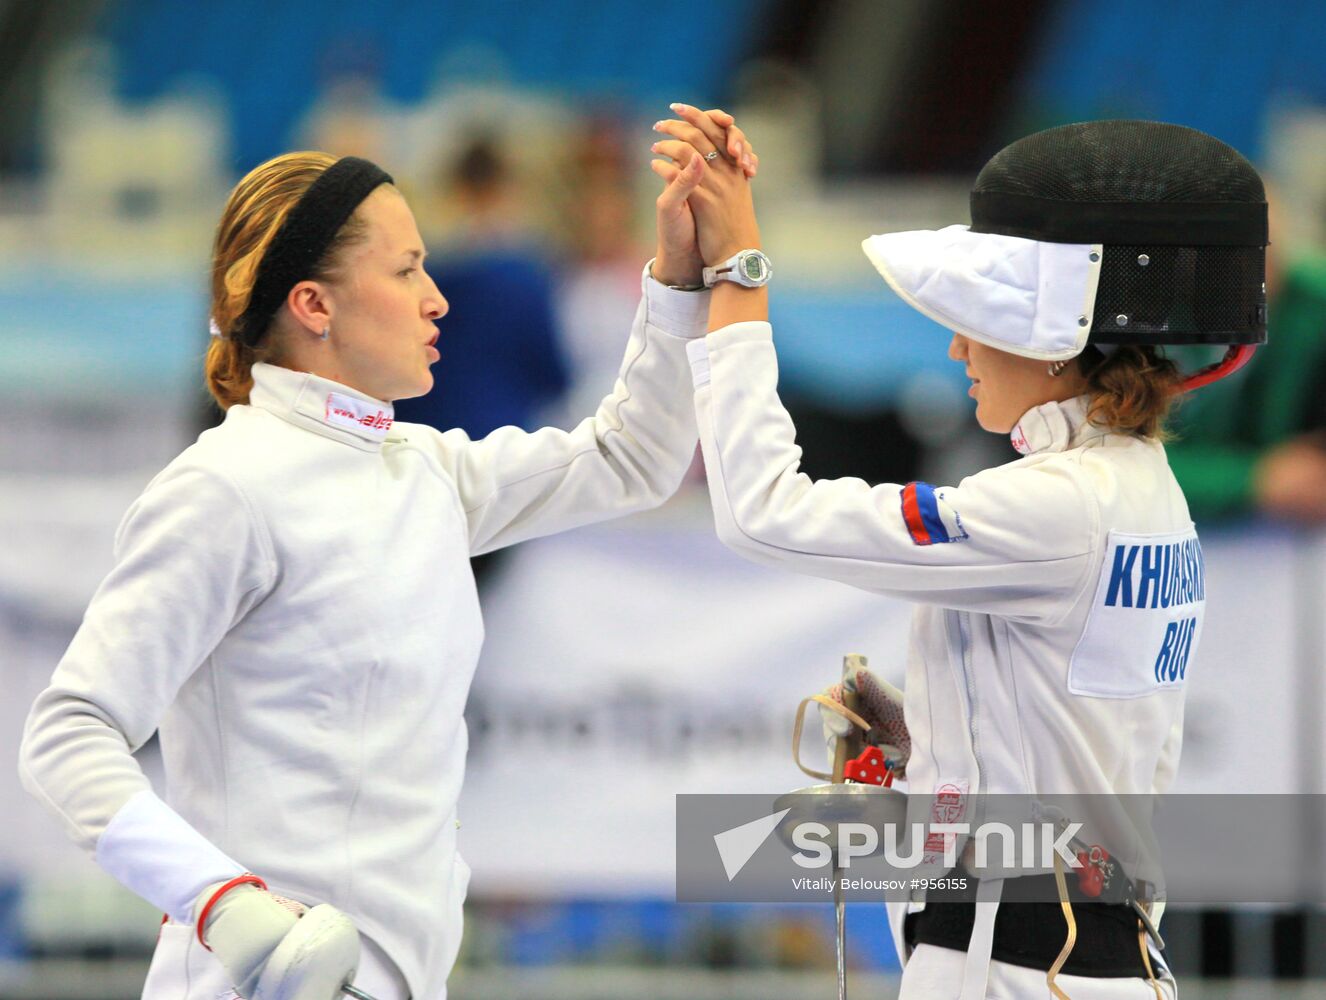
[689,322,1198,978]
[19,268,709,1000]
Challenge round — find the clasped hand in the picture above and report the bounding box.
[651,103,763,288]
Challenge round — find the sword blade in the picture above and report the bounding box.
[342,984,381,1000]
[834,864,847,1000]
[832,654,862,1000]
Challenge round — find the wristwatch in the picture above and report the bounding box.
[703,249,773,289]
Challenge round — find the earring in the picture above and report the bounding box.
[319,325,329,341]
[1047,359,1069,377]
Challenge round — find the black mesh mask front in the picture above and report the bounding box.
[968,121,1267,347]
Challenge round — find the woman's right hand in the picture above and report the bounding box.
[651,104,762,267]
[195,878,362,999]
[819,669,911,778]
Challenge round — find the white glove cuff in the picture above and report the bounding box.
[94,789,246,923]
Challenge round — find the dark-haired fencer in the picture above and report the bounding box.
[655,108,1266,999]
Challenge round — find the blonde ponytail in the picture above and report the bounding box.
[205,151,369,409]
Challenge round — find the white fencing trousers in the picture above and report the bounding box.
[899,944,1178,1000]
[142,920,418,999]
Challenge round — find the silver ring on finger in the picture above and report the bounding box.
[703,150,720,162]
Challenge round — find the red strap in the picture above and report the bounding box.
[1181,344,1258,392]
[196,873,268,950]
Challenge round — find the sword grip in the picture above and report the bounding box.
[836,653,868,778]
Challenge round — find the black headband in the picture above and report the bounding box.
[234,156,393,346]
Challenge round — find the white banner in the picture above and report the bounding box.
[2,482,1318,898]
[456,494,1315,895]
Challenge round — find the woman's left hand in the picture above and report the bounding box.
[656,105,758,178]
[651,104,761,267]
[650,106,759,284]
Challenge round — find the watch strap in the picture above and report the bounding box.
[703,249,770,288]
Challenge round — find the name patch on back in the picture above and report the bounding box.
[1068,529,1205,698]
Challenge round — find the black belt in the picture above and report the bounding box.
[904,873,1164,979]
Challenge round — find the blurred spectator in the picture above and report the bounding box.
[551,114,654,426]
[774,395,924,485]
[1165,192,1326,524]
[392,135,568,438]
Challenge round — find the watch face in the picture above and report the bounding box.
[742,254,767,281]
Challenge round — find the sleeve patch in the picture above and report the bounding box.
[900,482,968,546]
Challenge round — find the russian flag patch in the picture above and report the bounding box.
[900,482,968,546]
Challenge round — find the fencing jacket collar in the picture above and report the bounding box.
[1009,394,1108,456]
[249,361,398,453]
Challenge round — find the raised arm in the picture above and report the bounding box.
[661,117,1097,621]
[426,108,765,556]
[426,264,708,555]
[690,325,1097,620]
